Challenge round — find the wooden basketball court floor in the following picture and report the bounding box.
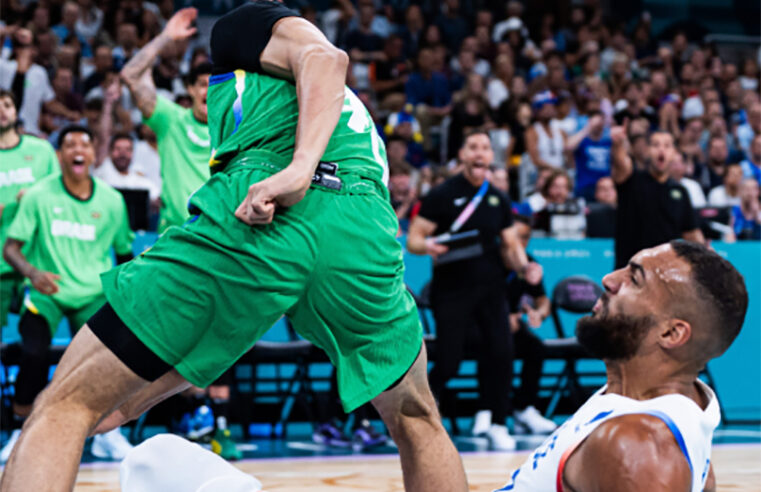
[52,437,761,491]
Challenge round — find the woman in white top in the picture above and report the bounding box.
[525,91,567,170]
[487,54,513,110]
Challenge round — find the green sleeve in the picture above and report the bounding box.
[45,144,60,176]
[6,191,39,243]
[112,197,135,255]
[143,95,181,139]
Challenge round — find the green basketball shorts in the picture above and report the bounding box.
[101,151,423,412]
[21,287,105,337]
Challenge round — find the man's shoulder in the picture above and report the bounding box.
[20,134,55,153]
[93,177,128,206]
[566,413,692,491]
[22,174,59,201]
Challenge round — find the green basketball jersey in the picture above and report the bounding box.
[7,175,135,307]
[207,70,389,185]
[0,135,59,275]
[144,95,211,232]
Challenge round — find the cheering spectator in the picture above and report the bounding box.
[731,178,761,240]
[610,125,704,269]
[0,90,59,330]
[566,112,611,201]
[0,28,55,136]
[525,91,567,170]
[120,10,210,233]
[708,163,743,208]
[407,131,531,451]
[1,126,134,462]
[741,134,761,186]
[669,151,707,208]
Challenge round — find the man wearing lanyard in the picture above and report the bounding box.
[408,130,539,450]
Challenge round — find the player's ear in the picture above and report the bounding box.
[659,319,692,350]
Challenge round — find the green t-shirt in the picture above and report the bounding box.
[144,95,211,232]
[207,70,388,185]
[7,175,135,307]
[0,135,59,275]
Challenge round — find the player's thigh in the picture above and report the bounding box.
[34,325,149,421]
[289,189,423,413]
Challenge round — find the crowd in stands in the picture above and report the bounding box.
[1,0,760,239]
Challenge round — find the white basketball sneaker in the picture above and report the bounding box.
[471,410,492,436]
[92,427,134,460]
[513,406,558,435]
[484,424,516,451]
[0,429,21,463]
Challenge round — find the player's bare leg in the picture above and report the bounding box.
[0,326,150,492]
[372,345,468,492]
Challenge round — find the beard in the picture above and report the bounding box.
[0,121,16,134]
[576,303,655,361]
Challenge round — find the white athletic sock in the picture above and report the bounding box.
[120,434,261,492]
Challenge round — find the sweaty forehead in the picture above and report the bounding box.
[632,244,691,289]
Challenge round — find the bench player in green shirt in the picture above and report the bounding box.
[1,125,135,462]
[0,90,59,327]
[121,26,211,233]
[0,4,466,491]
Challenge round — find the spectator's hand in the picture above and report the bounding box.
[424,237,449,259]
[587,114,604,130]
[610,121,629,147]
[162,8,198,42]
[30,269,60,295]
[104,79,121,106]
[509,313,521,333]
[526,308,543,328]
[0,203,4,220]
[524,261,543,285]
[15,189,27,202]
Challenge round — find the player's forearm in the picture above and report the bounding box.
[502,228,528,271]
[121,33,170,84]
[120,35,166,117]
[611,141,632,183]
[290,46,349,176]
[2,239,36,278]
[96,101,113,167]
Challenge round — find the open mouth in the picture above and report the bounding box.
[71,155,86,174]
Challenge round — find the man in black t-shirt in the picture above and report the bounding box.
[611,125,705,269]
[407,131,537,450]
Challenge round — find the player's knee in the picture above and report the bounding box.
[27,385,102,430]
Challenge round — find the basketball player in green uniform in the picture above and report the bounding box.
[1,125,135,461]
[120,23,211,233]
[0,90,59,327]
[0,4,467,491]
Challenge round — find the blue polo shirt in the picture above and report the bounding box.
[574,135,612,196]
[405,71,451,108]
